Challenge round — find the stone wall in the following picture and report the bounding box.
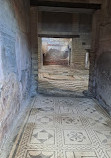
[0,0,31,146]
[89,0,111,114]
[72,13,92,69]
[30,7,38,96]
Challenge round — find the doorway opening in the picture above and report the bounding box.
[42,38,72,66]
[37,10,92,96]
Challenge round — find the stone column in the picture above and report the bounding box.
[38,37,43,69]
[71,13,79,67]
[88,10,101,95]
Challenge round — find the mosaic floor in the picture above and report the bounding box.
[8,95,111,158]
[38,66,89,96]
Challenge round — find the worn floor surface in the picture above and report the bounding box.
[38,66,89,96]
[7,95,111,158]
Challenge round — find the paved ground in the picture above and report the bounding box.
[38,66,89,97]
[5,94,111,158]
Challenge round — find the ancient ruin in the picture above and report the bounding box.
[0,0,111,158]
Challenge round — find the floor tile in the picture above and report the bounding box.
[63,130,91,145]
[61,116,82,126]
[26,151,55,158]
[88,117,111,129]
[95,130,111,145]
[36,115,54,126]
[59,106,77,114]
[65,151,97,158]
[107,151,111,158]
[30,129,55,144]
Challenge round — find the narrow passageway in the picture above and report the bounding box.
[1,0,111,158]
[6,95,111,158]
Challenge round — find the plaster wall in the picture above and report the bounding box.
[89,0,111,114]
[0,0,31,145]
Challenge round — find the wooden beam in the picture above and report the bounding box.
[38,33,80,38]
[38,6,94,14]
[30,0,101,9]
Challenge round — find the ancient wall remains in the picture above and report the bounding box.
[89,0,111,114]
[30,7,38,95]
[38,12,92,69]
[0,0,31,145]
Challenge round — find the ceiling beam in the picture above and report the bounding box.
[30,0,101,10]
[38,33,80,38]
[38,6,94,14]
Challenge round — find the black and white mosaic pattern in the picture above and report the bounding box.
[8,95,111,158]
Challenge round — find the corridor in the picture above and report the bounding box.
[0,0,111,158]
[2,95,111,158]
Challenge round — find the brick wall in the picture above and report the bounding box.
[71,13,92,69]
[72,38,87,69]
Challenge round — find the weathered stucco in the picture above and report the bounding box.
[89,0,111,114]
[0,0,31,146]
